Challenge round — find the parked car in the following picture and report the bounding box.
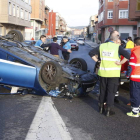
[77,38,85,45]
[0,30,97,97]
[69,40,79,51]
[24,40,36,46]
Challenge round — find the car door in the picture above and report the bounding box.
[0,57,37,89]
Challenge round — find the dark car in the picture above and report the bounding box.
[69,40,79,51]
[0,30,97,97]
[24,40,36,46]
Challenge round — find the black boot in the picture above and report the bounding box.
[99,104,104,114]
[105,107,115,117]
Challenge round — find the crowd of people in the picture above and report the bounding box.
[34,32,140,118]
[34,35,72,61]
[89,30,140,117]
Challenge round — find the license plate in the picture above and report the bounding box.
[86,86,94,92]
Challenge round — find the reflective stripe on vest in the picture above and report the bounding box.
[100,58,120,62]
[98,42,121,77]
[131,75,140,78]
[99,67,121,71]
[129,62,140,66]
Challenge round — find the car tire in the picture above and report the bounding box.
[69,58,87,71]
[41,61,63,85]
[7,30,23,42]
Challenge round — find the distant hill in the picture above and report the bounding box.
[69,26,86,30]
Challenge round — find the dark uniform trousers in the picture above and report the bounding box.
[99,77,119,107]
[130,80,140,108]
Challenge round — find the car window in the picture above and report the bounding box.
[7,55,27,65]
[69,40,76,43]
[78,39,84,41]
[0,50,7,59]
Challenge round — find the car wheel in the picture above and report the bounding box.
[41,61,63,85]
[7,30,23,42]
[69,58,87,71]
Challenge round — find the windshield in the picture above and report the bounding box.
[78,39,84,41]
[69,40,76,43]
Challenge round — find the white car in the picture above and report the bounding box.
[77,38,85,45]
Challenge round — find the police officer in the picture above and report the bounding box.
[62,36,71,61]
[89,30,130,116]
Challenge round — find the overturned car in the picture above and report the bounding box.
[0,30,97,97]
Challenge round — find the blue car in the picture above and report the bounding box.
[0,30,97,97]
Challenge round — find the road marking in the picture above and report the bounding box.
[25,97,72,140]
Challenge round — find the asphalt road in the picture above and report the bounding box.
[53,43,140,140]
[0,87,42,140]
[0,43,139,140]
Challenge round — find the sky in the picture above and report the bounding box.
[45,0,99,27]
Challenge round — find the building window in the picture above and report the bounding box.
[108,0,113,2]
[21,8,24,19]
[25,11,28,20]
[9,2,11,15]
[108,11,113,19]
[28,0,31,5]
[119,10,128,19]
[17,6,19,17]
[25,0,28,3]
[137,0,140,11]
[29,12,30,21]
[13,4,15,16]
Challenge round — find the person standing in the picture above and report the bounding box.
[35,35,47,48]
[49,37,71,58]
[126,37,134,49]
[126,37,140,117]
[62,36,71,61]
[89,30,130,116]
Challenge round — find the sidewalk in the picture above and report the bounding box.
[85,39,99,48]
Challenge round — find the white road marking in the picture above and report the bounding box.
[25,97,72,140]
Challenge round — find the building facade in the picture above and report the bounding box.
[98,0,137,42]
[129,0,140,36]
[88,15,98,42]
[25,0,50,40]
[47,11,67,38]
[0,0,31,38]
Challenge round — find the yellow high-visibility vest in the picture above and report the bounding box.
[98,42,121,77]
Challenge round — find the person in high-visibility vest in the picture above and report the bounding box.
[126,37,140,117]
[126,37,134,49]
[89,30,130,116]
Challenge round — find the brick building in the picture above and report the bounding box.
[98,0,137,42]
[25,0,50,40]
[129,0,140,36]
[0,0,31,38]
[47,11,67,38]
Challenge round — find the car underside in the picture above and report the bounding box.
[0,30,97,98]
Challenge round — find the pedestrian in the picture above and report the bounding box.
[89,30,130,116]
[62,36,71,61]
[35,35,47,48]
[126,37,134,49]
[126,37,140,117]
[49,37,71,58]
